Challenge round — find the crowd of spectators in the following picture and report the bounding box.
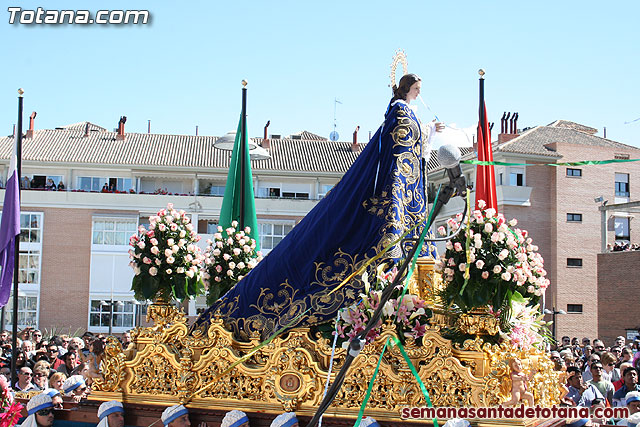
[0,327,132,401]
[608,242,640,252]
[549,334,640,420]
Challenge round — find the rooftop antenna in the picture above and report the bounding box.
[330,97,342,141]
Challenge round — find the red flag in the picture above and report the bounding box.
[475,102,497,210]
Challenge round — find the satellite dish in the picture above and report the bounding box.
[329,131,339,142]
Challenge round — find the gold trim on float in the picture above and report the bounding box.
[89,259,563,424]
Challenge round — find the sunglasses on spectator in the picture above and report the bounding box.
[36,408,53,416]
[48,348,58,352]
[608,363,615,366]
[20,371,32,376]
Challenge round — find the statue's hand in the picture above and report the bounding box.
[434,121,445,132]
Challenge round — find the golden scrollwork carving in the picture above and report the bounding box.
[92,263,563,423]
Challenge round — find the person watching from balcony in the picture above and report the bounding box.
[57,181,65,191]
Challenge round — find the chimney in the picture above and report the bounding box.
[116,116,127,140]
[263,120,271,149]
[84,123,90,137]
[351,126,360,152]
[195,125,198,136]
[26,111,37,138]
[148,120,151,134]
[498,111,520,144]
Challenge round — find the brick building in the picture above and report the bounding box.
[428,119,640,342]
[0,120,359,334]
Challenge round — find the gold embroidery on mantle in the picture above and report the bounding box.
[91,262,563,422]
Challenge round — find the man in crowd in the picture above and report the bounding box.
[57,351,77,376]
[587,362,615,404]
[593,339,606,352]
[616,363,635,391]
[583,353,602,382]
[614,368,640,407]
[14,367,40,392]
[566,366,604,407]
[48,345,64,370]
[97,400,125,427]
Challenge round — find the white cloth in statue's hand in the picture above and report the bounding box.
[431,123,475,149]
[421,120,437,162]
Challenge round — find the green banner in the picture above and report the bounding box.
[462,158,640,167]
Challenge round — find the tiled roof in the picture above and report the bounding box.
[496,126,637,156]
[547,120,598,135]
[0,127,362,174]
[58,122,107,132]
[428,121,639,173]
[289,130,327,141]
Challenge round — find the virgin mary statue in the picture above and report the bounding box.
[194,74,441,338]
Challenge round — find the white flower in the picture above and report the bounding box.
[167,238,175,246]
[498,249,509,260]
[237,262,245,269]
[484,223,493,233]
[233,248,241,256]
[477,199,486,209]
[458,263,466,272]
[149,267,158,276]
[228,262,236,270]
[501,272,512,281]
[179,230,186,238]
[493,265,502,274]
[475,260,485,269]
[185,270,194,278]
[382,301,395,317]
[177,267,185,273]
[231,220,238,228]
[212,248,221,256]
[164,248,173,257]
[166,268,173,275]
[226,270,234,277]
[167,256,175,264]
[178,239,186,248]
[509,218,518,227]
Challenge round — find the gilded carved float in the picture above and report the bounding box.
[91,258,563,423]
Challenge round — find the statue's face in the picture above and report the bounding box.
[406,81,421,103]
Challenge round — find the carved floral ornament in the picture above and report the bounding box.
[90,259,563,422]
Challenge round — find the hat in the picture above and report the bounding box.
[443,420,470,427]
[27,393,54,415]
[42,388,60,398]
[162,405,189,426]
[62,375,86,395]
[98,401,124,427]
[99,401,124,420]
[270,412,298,427]
[626,391,640,405]
[360,417,380,427]
[565,419,590,427]
[221,410,249,427]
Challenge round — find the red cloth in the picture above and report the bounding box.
[475,103,498,210]
[613,378,624,391]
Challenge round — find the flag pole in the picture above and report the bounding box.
[10,88,23,388]
[479,69,485,131]
[240,80,247,230]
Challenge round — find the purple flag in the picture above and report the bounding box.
[0,141,20,308]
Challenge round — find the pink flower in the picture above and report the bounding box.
[458,263,466,272]
[214,276,221,282]
[233,248,241,256]
[158,224,166,231]
[150,238,158,246]
[475,260,485,269]
[484,223,493,233]
[498,249,509,260]
[137,241,145,249]
[493,265,502,274]
[437,226,447,236]
[149,267,158,276]
[143,257,151,265]
[215,265,222,273]
[170,223,178,231]
[481,271,489,279]
[186,270,195,278]
[477,199,486,209]
[454,242,463,252]
[501,272,512,281]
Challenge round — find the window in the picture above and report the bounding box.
[206,220,219,234]
[566,168,582,177]
[257,187,281,198]
[567,213,583,222]
[19,252,40,285]
[258,222,294,253]
[498,173,504,186]
[92,218,138,246]
[78,176,107,192]
[318,184,334,199]
[615,173,630,197]
[282,192,309,199]
[567,304,583,314]
[615,217,630,240]
[567,258,583,267]
[4,295,38,328]
[509,168,524,186]
[19,213,41,243]
[78,176,133,192]
[89,300,136,329]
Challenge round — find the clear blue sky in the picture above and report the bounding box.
[2,0,639,148]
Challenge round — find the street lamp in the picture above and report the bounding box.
[543,307,567,345]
